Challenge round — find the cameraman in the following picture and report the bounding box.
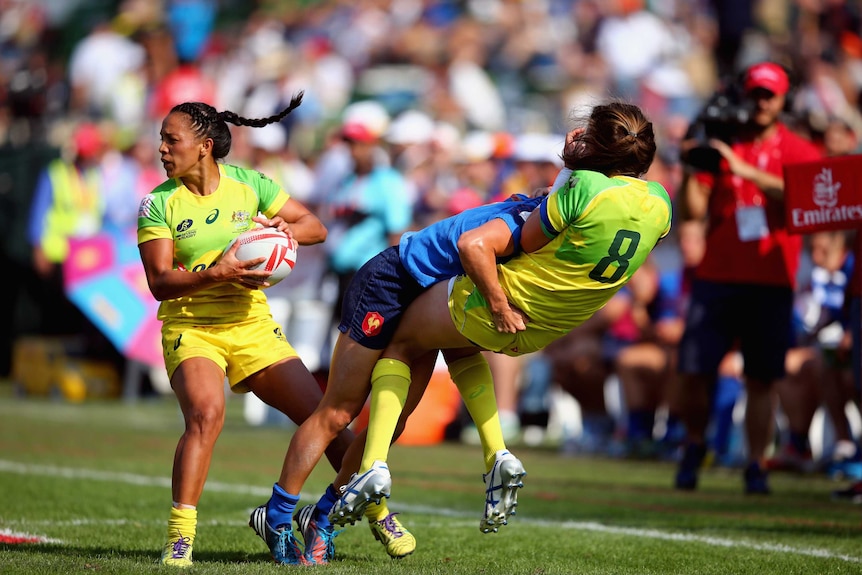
[673,62,822,494]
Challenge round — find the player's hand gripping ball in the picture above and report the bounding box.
[224,227,297,287]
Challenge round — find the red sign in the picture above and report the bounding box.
[784,154,862,234]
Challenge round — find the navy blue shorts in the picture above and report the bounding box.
[677,280,794,381]
[338,246,426,350]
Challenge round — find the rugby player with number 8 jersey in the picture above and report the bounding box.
[323,101,672,545]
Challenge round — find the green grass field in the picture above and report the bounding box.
[0,384,859,575]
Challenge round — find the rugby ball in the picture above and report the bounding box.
[224,227,297,287]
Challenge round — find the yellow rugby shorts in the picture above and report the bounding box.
[447,275,564,357]
[161,317,299,392]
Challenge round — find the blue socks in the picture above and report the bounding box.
[312,484,338,529]
[266,483,299,530]
[266,483,340,531]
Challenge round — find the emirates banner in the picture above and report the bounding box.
[784,154,862,234]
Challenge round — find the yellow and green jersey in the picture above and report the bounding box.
[137,163,289,325]
[497,169,671,333]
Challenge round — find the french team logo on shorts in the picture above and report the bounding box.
[362,312,385,336]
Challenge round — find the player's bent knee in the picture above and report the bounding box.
[322,406,360,436]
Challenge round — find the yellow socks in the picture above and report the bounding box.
[364,500,390,523]
[360,359,411,472]
[161,506,197,567]
[449,354,506,471]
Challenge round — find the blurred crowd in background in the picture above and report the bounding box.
[1,0,861,484]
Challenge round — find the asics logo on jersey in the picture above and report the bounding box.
[173,334,183,351]
[176,219,193,232]
[362,312,384,336]
[206,209,219,224]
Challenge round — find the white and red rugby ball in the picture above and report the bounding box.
[225,227,297,287]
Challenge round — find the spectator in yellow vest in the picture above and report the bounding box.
[25,121,114,354]
[28,122,106,275]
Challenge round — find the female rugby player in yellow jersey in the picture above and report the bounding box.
[137,94,354,567]
[328,101,672,534]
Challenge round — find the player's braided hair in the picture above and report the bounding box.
[563,101,656,178]
[170,92,304,160]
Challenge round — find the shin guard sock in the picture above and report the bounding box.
[360,359,410,471]
[449,354,504,471]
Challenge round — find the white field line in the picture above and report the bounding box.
[0,459,858,564]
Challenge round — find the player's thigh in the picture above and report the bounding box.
[322,332,385,415]
[171,357,228,422]
[245,356,324,424]
[389,281,472,355]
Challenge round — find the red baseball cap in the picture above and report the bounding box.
[744,62,789,96]
[73,123,104,159]
[341,122,378,143]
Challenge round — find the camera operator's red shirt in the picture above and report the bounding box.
[693,123,821,289]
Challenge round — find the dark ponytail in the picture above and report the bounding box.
[170,92,304,160]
